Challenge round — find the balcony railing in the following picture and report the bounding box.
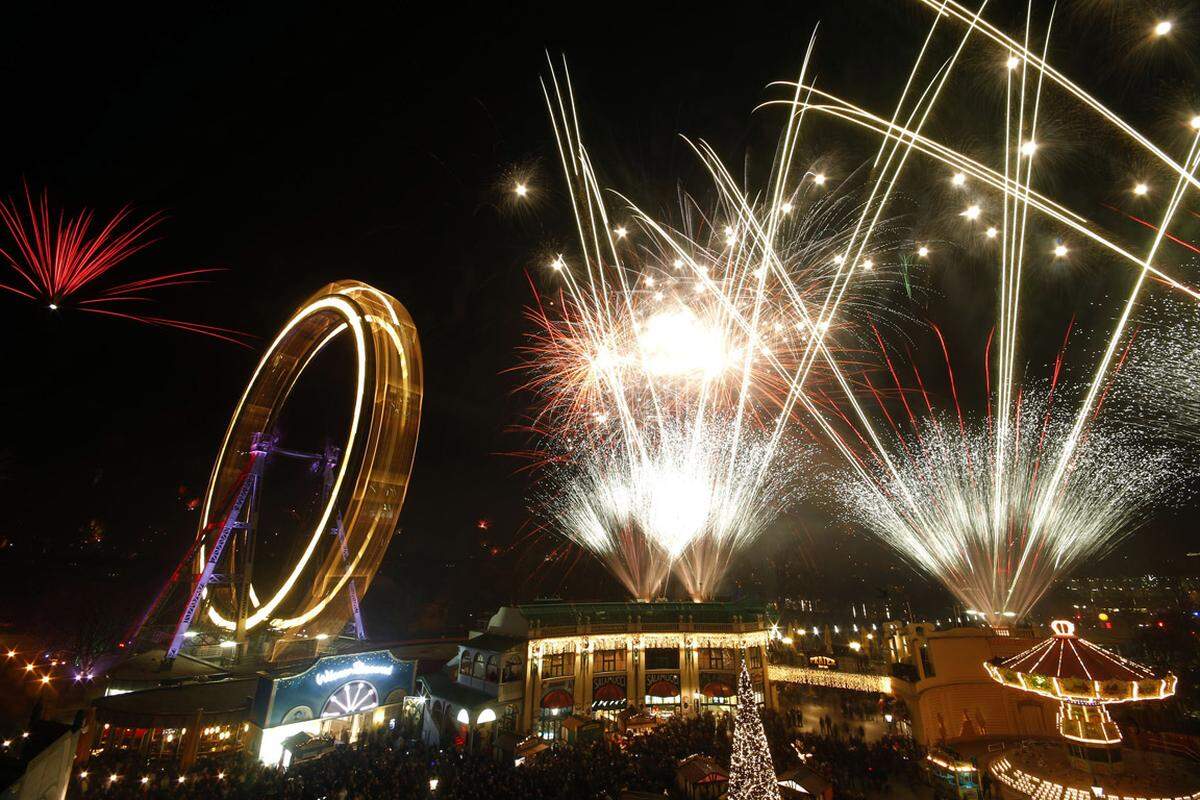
[526,617,765,639]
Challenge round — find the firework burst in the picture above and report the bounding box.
[536,416,806,601]
[689,3,1200,623]
[0,185,246,344]
[520,61,904,599]
[832,383,1182,625]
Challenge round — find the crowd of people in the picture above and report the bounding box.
[75,703,930,799]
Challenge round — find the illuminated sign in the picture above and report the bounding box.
[314,660,394,686]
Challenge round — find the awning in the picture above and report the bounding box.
[541,688,573,709]
[646,680,680,698]
[700,681,734,698]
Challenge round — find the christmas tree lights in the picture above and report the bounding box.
[728,660,781,800]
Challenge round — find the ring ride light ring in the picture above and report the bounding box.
[199,280,422,634]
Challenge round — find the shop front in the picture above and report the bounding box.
[253,649,417,766]
[644,675,682,717]
[538,684,573,740]
[696,676,736,715]
[590,678,628,728]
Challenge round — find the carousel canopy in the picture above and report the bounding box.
[984,620,1175,704]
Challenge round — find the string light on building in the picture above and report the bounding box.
[767,665,892,694]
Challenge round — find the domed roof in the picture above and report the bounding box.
[984,620,1175,704]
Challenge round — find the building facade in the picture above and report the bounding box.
[886,623,1059,746]
[88,647,419,768]
[418,600,774,757]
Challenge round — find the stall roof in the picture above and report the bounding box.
[419,671,494,711]
[460,633,525,654]
[93,677,260,728]
[103,649,226,684]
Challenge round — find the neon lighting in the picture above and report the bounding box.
[314,660,394,686]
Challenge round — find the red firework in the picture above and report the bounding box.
[0,185,246,344]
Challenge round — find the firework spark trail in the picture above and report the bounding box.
[0,186,247,344]
[535,417,805,601]
[1013,131,1200,605]
[834,390,1181,623]
[1113,303,1200,441]
[525,58,907,599]
[914,0,1200,196]
[681,4,1200,622]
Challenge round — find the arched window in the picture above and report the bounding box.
[473,652,486,679]
[460,651,474,678]
[486,655,499,682]
[503,655,523,682]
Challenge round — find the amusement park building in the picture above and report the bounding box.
[885,623,1059,745]
[417,600,775,757]
[85,644,446,768]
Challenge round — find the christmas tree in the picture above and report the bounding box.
[728,659,781,800]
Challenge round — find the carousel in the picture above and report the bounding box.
[985,620,1200,800]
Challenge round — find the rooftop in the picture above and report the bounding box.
[998,620,1159,683]
[419,671,495,711]
[517,599,768,628]
[92,677,260,728]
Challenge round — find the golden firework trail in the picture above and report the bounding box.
[525,57,900,600]
[731,2,1200,624]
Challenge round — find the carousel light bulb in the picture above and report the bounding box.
[832,254,845,265]
[861,259,874,271]
[550,256,565,271]
[672,258,684,270]
[1191,115,1200,130]
[1020,140,1038,157]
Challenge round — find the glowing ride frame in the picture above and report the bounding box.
[175,281,422,652]
[985,619,1174,747]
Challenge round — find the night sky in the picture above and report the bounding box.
[1,2,1197,639]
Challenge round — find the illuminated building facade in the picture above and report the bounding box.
[417,600,774,756]
[886,623,1059,746]
[86,647,419,768]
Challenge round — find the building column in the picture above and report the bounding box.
[524,648,540,737]
[179,710,204,770]
[681,641,698,715]
[629,644,642,710]
[578,646,592,716]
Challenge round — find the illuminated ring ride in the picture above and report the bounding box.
[200,280,422,637]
